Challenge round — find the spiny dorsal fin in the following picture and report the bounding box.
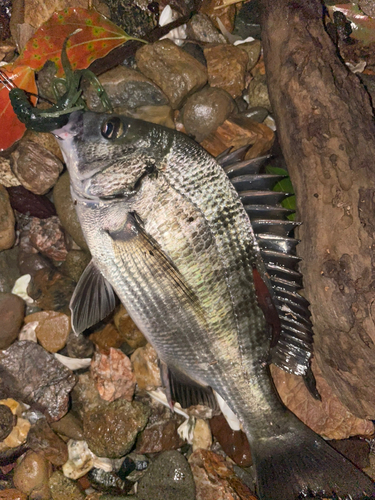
[217,147,314,379]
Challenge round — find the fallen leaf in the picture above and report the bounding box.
[0,64,37,151]
[18,7,141,76]
[271,360,375,440]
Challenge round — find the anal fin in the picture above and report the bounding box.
[160,361,219,412]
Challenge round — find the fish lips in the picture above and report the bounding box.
[52,110,84,141]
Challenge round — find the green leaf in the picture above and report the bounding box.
[265,165,289,176]
[272,177,294,194]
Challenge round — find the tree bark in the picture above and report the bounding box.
[261,0,375,418]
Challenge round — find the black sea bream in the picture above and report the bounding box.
[54,111,375,500]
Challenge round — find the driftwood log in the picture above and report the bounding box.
[261,0,375,418]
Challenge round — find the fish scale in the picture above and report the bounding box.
[56,111,375,500]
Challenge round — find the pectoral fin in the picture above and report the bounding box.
[70,260,117,334]
[108,211,200,310]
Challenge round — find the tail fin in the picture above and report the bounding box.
[251,418,375,500]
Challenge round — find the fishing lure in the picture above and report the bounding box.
[0,31,112,133]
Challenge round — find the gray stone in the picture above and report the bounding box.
[136,40,207,109]
[186,13,226,44]
[137,450,195,500]
[247,74,272,112]
[59,250,91,283]
[182,86,235,142]
[53,172,88,251]
[0,340,77,422]
[0,246,20,293]
[83,65,168,113]
[239,40,261,71]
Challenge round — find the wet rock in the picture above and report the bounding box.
[136,399,184,454]
[90,324,124,351]
[0,404,15,440]
[18,321,38,342]
[239,107,269,123]
[192,418,212,452]
[0,490,27,500]
[53,172,88,251]
[50,412,84,442]
[24,311,70,353]
[189,449,257,500]
[83,399,150,458]
[87,467,132,496]
[91,348,136,403]
[114,305,147,350]
[124,105,175,129]
[27,268,76,314]
[186,13,226,43]
[247,74,272,112]
[271,361,375,439]
[138,450,195,500]
[84,66,168,113]
[18,252,53,278]
[0,341,77,422]
[27,417,68,466]
[131,343,161,391]
[239,40,261,71]
[182,86,235,142]
[10,140,63,195]
[49,470,85,500]
[200,0,236,33]
[66,329,94,359]
[13,450,52,499]
[71,372,107,421]
[0,246,20,293]
[210,414,252,467]
[59,250,91,283]
[182,42,207,67]
[0,184,15,251]
[23,130,63,162]
[204,44,248,99]
[28,217,70,261]
[7,186,56,219]
[201,116,274,159]
[0,293,25,349]
[105,0,156,38]
[136,39,207,109]
[0,157,20,187]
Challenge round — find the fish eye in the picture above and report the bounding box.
[101,117,126,140]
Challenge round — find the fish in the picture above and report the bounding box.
[54,110,375,500]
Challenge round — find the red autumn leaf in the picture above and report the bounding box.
[17,7,139,77]
[0,64,37,152]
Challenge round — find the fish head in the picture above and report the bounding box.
[53,110,174,203]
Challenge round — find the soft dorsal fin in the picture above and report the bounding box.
[70,260,116,334]
[159,361,219,411]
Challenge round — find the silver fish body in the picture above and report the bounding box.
[55,111,374,500]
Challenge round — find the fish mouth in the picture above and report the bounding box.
[52,110,84,140]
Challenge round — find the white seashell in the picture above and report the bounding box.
[12,274,34,304]
[54,353,92,370]
[178,416,196,444]
[18,321,38,342]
